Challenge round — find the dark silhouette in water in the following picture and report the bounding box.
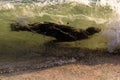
[10,22,101,41]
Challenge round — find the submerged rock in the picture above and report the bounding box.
[10,22,101,41]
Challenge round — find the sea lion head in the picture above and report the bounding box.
[86,27,101,35]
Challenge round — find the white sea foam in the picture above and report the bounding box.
[0,2,15,10]
[103,19,120,53]
[100,0,120,53]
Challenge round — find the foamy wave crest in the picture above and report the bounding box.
[103,19,120,53]
[96,0,120,17]
[0,2,15,10]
